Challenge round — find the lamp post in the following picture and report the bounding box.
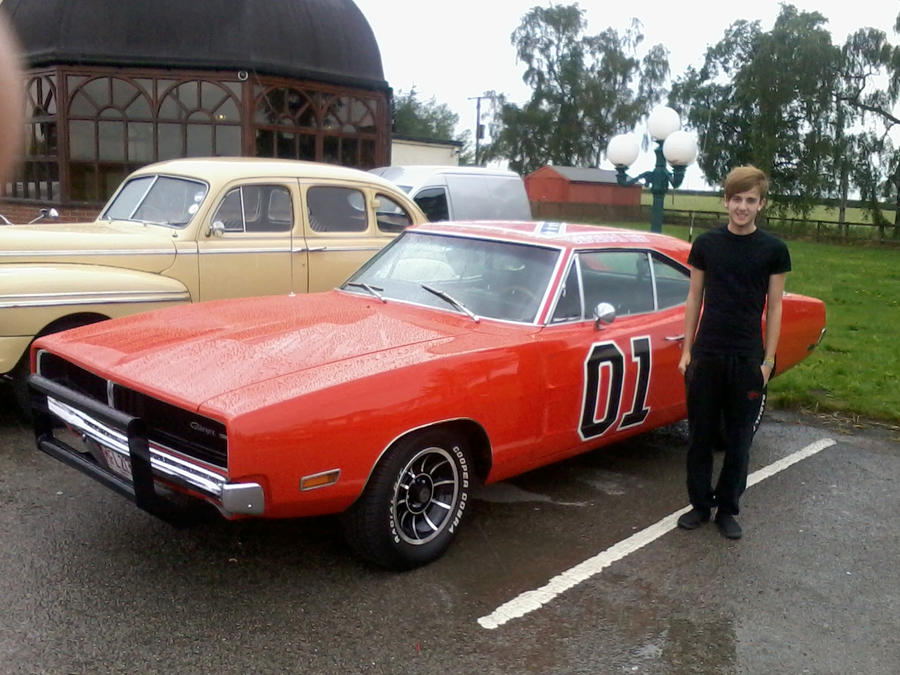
[606,106,698,234]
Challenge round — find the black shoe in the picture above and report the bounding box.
[677,508,710,530]
[715,512,743,539]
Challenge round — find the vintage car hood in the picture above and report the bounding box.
[0,220,177,272]
[37,292,475,410]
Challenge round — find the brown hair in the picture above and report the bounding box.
[723,165,769,200]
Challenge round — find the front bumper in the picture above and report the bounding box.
[29,374,264,519]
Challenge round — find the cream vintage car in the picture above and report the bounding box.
[1,157,426,412]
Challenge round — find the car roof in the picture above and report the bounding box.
[409,220,691,256]
[131,157,401,190]
[370,165,521,183]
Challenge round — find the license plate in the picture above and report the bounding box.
[101,445,132,481]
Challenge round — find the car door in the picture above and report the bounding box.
[197,181,299,301]
[537,249,688,461]
[301,183,416,292]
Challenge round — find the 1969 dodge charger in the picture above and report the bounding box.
[29,221,826,569]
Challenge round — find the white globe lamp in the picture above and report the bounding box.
[647,106,681,141]
[606,134,640,168]
[663,130,698,166]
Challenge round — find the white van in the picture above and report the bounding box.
[369,165,532,222]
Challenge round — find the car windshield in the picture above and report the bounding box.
[343,231,560,323]
[101,175,209,228]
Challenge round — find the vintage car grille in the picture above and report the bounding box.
[37,351,228,469]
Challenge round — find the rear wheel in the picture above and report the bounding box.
[341,429,473,570]
[10,314,106,419]
[10,354,33,420]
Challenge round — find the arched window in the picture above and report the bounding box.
[254,86,320,161]
[158,81,242,159]
[321,95,377,167]
[254,87,378,168]
[67,76,154,201]
[10,74,58,201]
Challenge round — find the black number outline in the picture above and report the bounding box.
[579,336,652,440]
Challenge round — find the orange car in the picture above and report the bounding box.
[29,222,826,569]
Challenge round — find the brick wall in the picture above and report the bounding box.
[0,200,98,224]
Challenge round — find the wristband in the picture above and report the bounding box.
[762,358,775,369]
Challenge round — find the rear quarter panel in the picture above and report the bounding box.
[776,293,826,375]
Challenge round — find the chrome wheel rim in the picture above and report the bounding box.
[392,446,459,545]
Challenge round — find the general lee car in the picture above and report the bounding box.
[29,222,826,569]
[1,158,425,413]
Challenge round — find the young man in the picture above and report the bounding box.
[676,165,791,539]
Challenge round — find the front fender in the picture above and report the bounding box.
[0,264,191,372]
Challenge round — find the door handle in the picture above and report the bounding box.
[665,335,685,341]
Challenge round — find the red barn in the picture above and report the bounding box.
[525,166,641,206]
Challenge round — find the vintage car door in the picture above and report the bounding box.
[538,249,688,460]
[301,183,416,292]
[196,181,299,301]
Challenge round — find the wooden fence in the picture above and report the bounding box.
[530,201,899,245]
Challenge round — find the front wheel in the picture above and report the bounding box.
[341,429,473,570]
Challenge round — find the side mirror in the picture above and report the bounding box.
[207,220,226,237]
[593,302,616,330]
[44,208,59,219]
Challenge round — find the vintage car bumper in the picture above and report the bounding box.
[29,374,264,518]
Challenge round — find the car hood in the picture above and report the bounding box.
[37,292,476,412]
[0,220,178,272]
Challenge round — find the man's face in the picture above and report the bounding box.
[724,187,766,229]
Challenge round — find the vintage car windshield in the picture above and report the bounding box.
[101,175,209,228]
[344,231,560,323]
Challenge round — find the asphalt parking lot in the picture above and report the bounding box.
[1,385,897,674]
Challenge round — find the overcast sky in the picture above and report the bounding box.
[354,0,899,187]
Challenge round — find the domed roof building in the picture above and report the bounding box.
[1,0,391,209]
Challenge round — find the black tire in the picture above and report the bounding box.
[11,354,34,422]
[10,315,106,420]
[341,429,473,570]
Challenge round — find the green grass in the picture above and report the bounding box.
[766,240,899,423]
[607,220,900,424]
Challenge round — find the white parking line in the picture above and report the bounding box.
[477,437,837,630]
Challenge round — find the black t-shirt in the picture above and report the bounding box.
[688,226,791,357]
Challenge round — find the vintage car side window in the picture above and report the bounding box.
[414,187,449,222]
[375,194,414,233]
[578,250,655,316]
[104,175,208,227]
[307,186,367,232]
[651,253,690,309]
[212,185,293,233]
[550,260,584,323]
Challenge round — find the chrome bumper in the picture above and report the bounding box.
[29,374,264,518]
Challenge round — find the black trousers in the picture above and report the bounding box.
[684,354,765,516]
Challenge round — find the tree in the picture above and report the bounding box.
[483,4,668,174]
[833,21,900,231]
[670,5,840,216]
[391,87,473,162]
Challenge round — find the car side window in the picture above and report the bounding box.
[212,185,293,233]
[414,187,449,222]
[652,253,690,309]
[307,186,367,232]
[550,261,583,323]
[578,251,655,316]
[375,194,414,233]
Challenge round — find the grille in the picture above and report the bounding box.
[37,351,228,468]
